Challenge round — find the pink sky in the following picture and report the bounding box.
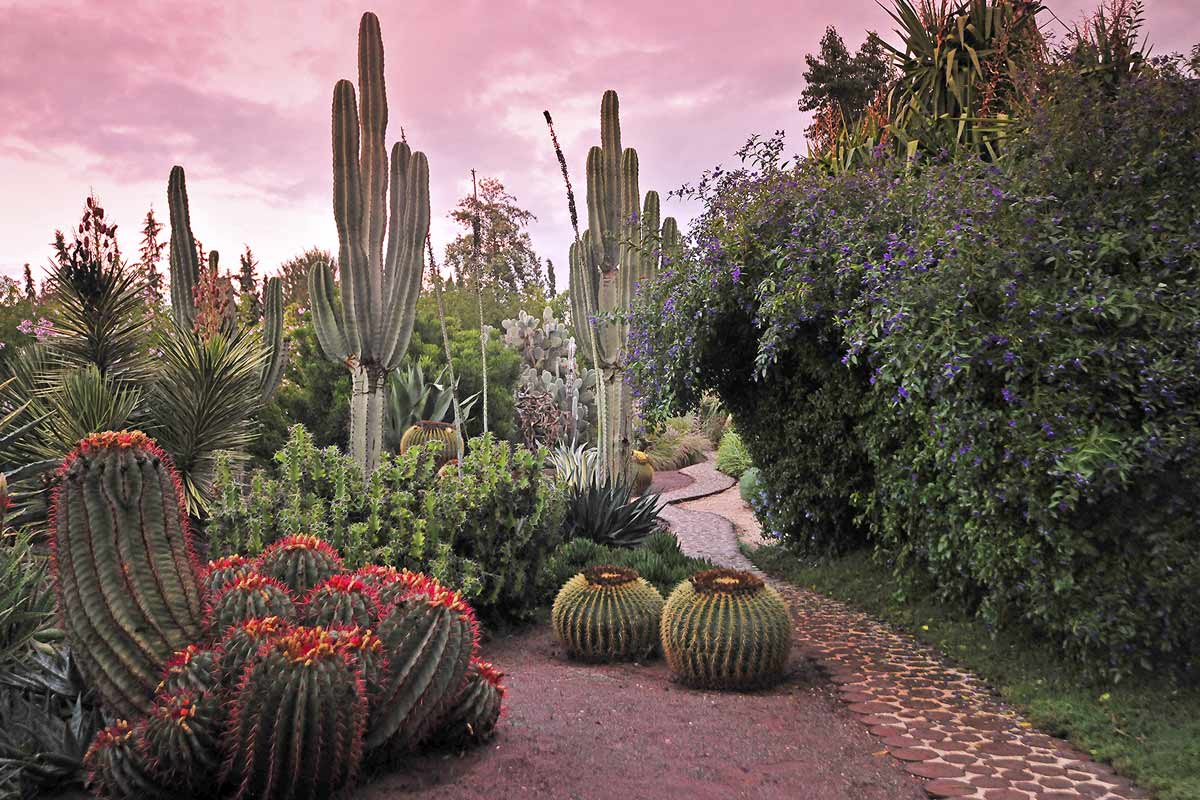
[1,1,1195,288]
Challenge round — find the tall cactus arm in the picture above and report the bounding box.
[358,11,389,345]
[379,142,429,370]
[167,166,199,331]
[639,192,662,287]
[661,216,681,253]
[259,277,287,400]
[331,78,367,359]
[309,259,351,363]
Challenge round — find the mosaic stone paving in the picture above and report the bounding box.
[660,458,1151,800]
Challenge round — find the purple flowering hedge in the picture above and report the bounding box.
[629,64,1200,677]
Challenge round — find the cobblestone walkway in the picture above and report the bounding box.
[659,458,1149,800]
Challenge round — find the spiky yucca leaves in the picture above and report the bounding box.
[367,576,478,754]
[51,431,206,719]
[202,555,254,595]
[303,575,383,629]
[398,421,462,467]
[661,569,792,690]
[208,574,296,632]
[157,644,220,696]
[216,615,290,686]
[138,688,222,793]
[258,534,343,596]
[83,720,169,799]
[428,658,504,749]
[551,565,664,662]
[223,627,368,800]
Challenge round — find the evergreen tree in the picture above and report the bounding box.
[798,27,894,144]
[22,264,36,302]
[277,247,333,309]
[546,258,556,297]
[237,245,262,323]
[443,177,542,295]
[137,208,165,302]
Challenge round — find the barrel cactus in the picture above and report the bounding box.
[202,555,254,596]
[223,626,369,800]
[326,625,387,690]
[258,534,343,596]
[138,688,222,793]
[428,658,505,748]
[399,421,462,467]
[661,568,792,690]
[551,565,664,662]
[51,431,205,719]
[631,450,654,495]
[367,576,477,753]
[304,574,383,629]
[208,573,296,631]
[84,720,166,799]
[157,644,220,696]
[216,615,290,686]
[354,564,421,608]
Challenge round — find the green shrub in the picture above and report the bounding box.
[738,467,765,506]
[540,531,713,599]
[641,416,709,471]
[715,429,752,478]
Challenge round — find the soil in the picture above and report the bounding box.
[356,625,925,800]
[648,468,694,495]
[679,482,770,550]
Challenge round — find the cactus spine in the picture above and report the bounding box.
[309,11,429,478]
[570,91,681,483]
[551,565,664,662]
[660,569,792,690]
[258,534,344,596]
[223,627,368,800]
[398,421,462,467]
[51,431,206,718]
[208,574,297,631]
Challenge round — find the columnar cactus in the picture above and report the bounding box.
[428,658,505,748]
[203,555,254,596]
[167,165,286,401]
[569,90,682,483]
[304,574,384,629]
[258,534,344,596]
[309,11,429,478]
[551,565,664,662]
[398,421,462,467]
[223,627,369,800]
[660,568,792,690]
[208,573,296,631]
[51,431,206,718]
[366,577,477,753]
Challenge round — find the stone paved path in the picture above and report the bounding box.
[658,457,1150,800]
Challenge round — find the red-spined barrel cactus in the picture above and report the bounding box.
[428,658,505,748]
[367,576,478,753]
[52,431,205,718]
[209,573,296,631]
[304,574,383,629]
[138,688,222,793]
[223,627,368,800]
[216,615,290,686]
[355,565,424,608]
[83,720,168,799]
[202,555,254,596]
[327,625,387,692]
[157,644,220,696]
[257,534,343,596]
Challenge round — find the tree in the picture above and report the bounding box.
[237,245,262,323]
[443,177,542,295]
[138,208,165,302]
[546,259,556,297]
[798,27,894,145]
[21,264,36,302]
[278,247,332,309]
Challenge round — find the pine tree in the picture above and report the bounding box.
[138,208,165,302]
[546,258,556,297]
[237,245,262,323]
[22,264,36,302]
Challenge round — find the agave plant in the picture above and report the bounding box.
[555,444,661,548]
[383,363,479,452]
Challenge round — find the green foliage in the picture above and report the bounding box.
[384,363,478,452]
[551,565,664,662]
[738,467,766,506]
[640,416,710,472]
[555,445,660,549]
[0,526,55,672]
[798,25,894,143]
[660,569,791,690]
[715,429,752,478]
[540,531,713,599]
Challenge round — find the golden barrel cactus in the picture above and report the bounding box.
[551,565,664,662]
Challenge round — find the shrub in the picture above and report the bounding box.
[715,429,752,478]
[540,532,713,599]
[640,416,710,471]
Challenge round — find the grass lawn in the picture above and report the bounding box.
[747,544,1200,800]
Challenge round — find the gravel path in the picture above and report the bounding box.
[660,457,1150,800]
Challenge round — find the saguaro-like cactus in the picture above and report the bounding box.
[309,11,430,477]
[51,431,206,718]
[167,165,287,401]
[570,91,681,483]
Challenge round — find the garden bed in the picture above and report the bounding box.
[358,624,924,800]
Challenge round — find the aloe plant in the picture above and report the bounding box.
[309,12,429,477]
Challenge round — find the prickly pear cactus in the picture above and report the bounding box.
[551,565,664,662]
[660,568,792,690]
[501,307,571,374]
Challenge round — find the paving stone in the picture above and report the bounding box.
[923,778,976,797]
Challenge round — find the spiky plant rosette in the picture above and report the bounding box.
[202,555,254,595]
[551,565,664,663]
[427,657,505,749]
[208,572,297,631]
[51,430,206,719]
[137,687,222,792]
[367,575,478,754]
[223,626,368,800]
[215,614,290,686]
[660,568,792,690]
[156,644,220,696]
[304,573,384,629]
[83,720,166,799]
[257,534,344,596]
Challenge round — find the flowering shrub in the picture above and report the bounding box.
[630,65,1200,676]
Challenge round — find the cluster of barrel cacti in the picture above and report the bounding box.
[551,564,791,690]
[50,431,504,800]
